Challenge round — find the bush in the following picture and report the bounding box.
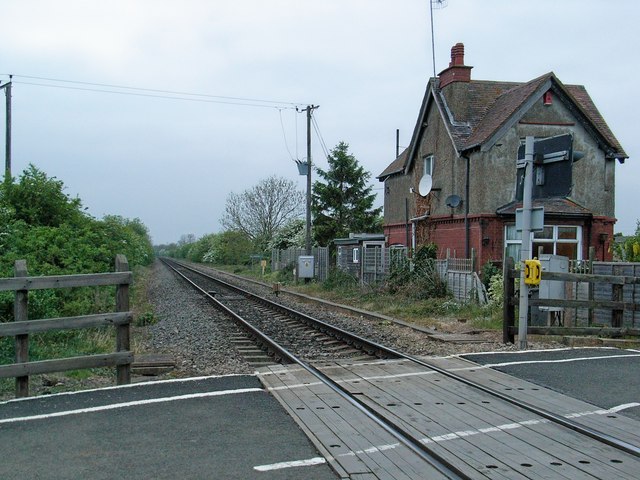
[0,166,155,370]
[386,244,448,300]
[481,261,501,289]
[323,267,358,291]
[486,272,504,308]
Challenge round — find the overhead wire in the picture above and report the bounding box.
[3,74,305,110]
[312,112,383,192]
[311,115,331,162]
[278,108,296,161]
[3,73,314,172]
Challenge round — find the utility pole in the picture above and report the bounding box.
[302,104,319,256]
[1,76,11,181]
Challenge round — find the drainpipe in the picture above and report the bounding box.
[405,198,410,248]
[464,154,470,258]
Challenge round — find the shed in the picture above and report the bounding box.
[334,233,386,283]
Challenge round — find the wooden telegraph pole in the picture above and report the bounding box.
[1,76,11,180]
[301,105,319,256]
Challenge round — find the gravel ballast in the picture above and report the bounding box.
[143,261,560,379]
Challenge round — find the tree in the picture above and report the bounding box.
[614,221,640,262]
[3,164,84,227]
[268,219,305,250]
[0,165,154,322]
[202,231,254,265]
[220,175,305,251]
[312,141,382,246]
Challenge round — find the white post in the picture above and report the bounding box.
[517,136,534,349]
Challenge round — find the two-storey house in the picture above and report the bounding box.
[378,43,628,269]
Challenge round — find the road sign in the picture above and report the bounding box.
[516,206,544,232]
[516,133,576,200]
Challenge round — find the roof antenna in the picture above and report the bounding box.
[429,1,448,83]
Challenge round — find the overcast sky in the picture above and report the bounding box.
[1,0,638,244]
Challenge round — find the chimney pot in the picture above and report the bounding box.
[450,43,465,67]
[438,42,472,88]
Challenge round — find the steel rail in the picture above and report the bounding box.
[162,258,468,478]
[167,259,396,359]
[164,259,640,460]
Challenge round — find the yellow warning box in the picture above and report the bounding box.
[524,259,542,286]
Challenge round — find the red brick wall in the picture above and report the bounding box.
[411,214,617,269]
[384,222,409,247]
[588,216,616,261]
[417,215,504,269]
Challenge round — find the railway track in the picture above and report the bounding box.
[161,258,394,365]
[161,258,640,479]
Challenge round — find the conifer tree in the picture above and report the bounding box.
[312,141,382,246]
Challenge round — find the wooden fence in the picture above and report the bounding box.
[0,255,133,398]
[503,257,640,343]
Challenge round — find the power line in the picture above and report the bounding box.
[3,74,305,110]
[278,108,296,161]
[311,115,330,161]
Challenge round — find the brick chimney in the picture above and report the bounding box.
[438,43,473,89]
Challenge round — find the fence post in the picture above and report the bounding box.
[588,246,596,326]
[115,255,131,385]
[14,260,29,397]
[611,264,624,328]
[503,257,515,344]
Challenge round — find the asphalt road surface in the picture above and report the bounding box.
[463,346,640,421]
[0,375,337,480]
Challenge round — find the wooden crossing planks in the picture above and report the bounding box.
[332,360,639,479]
[259,359,640,479]
[259,365,447,479]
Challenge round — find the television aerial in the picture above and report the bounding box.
[429,0,448,79]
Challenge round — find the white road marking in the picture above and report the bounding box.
[0,387,263,424]
[452,346,620,357]
[0,372,256,405]
[263,353,640,391]
[452,353,640,371]
[253,457,326,472]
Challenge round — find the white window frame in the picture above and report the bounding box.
[352,247,360,264]
[504,224,582,261]
[423,154,434,176]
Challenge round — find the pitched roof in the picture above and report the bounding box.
[496,197,593,217]
[456,72,627,157]
[377,148,408,179]
[462,73,553,151]
[563,84,626,157]
[379,72,628,179]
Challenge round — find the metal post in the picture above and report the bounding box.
[302,105,319,257]
[517,136,534,349]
